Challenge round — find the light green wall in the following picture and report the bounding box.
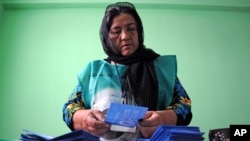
[0,7,106,140]
[0,0,4,22]
[0,1,250,140]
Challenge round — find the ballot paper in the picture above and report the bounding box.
[105,102,148,131]
[20,129,100,141]
[139,125,204,141]
[110,124,137,133]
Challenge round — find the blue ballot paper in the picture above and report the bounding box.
[104,102,148,127]
[20,129,100,141]
[139,125,204,141]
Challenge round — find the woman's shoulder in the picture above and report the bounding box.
[157,54,176,59]
[77,60,106,76]
[154,55,177,65]
[81,59,108,69]
[78,59,127,77]
[153,55,177,74]
[88,59,108,65]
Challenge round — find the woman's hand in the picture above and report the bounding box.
[73,109,110,136]
[138,111,164,138]
[138,110,177,138]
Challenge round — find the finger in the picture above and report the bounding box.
[140,119,156,127]
[85,124,109,136]
[84,116,110,136]
[140,112,159,126]
[92,110,106,121]
[87,114,110,129]
[143,111,153,119]
[93,120,110,128]
[139,125,157,138]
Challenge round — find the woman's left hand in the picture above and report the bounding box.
[138,111,164,138]
[138,110,177,138]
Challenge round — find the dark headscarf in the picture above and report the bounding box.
[100,2,160,110]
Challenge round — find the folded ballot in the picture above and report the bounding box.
[104,102,148,133]
[139,125,204,141]
[105,102,148,128]
[20,129,100,141]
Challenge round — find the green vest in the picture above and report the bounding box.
[77,55,177,110]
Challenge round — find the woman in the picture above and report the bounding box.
[63,2,192,141]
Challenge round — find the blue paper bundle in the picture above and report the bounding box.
[20,129,100,141]
[139,125,204,141]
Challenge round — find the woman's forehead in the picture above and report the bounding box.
[110,13,136,27]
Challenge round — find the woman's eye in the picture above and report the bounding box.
[112,31,120,34]
[127,27,136,31]
[110,30,120,38]
[110,30,121,35]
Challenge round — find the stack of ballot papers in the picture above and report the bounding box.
[20,129,100,141]
[20,103,203,141]
[139,125,204,141]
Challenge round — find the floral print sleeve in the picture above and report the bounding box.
[62,83,84,130]
[167,77,192,125]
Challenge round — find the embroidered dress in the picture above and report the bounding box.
[63,55,192,140]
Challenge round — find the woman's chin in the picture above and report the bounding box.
[121,50,135,56]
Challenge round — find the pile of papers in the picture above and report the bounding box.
[20,103,203,141]
[139,125,204,141]
[20,129,99,141]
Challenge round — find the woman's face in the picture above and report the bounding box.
[109,13,139,56]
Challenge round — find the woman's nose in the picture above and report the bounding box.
[120,30,129,40]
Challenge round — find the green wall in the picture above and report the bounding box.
[0,0,3,22]
[0,1,250,140]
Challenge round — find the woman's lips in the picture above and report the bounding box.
[121,44,131,48]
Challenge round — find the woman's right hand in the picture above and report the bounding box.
[72,109,110,136]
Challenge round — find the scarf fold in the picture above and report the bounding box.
[107,47,160,110]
